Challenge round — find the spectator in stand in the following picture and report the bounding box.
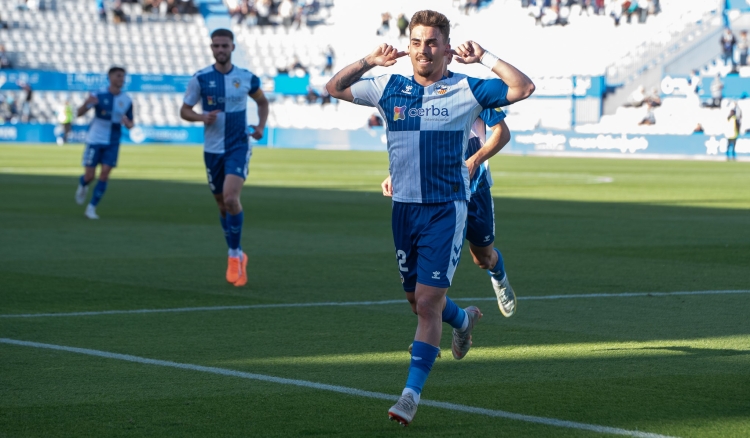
[702,74,723,108]
[288,56,308,76]
[367,113,383,128]
[738,30,748,67]
[638,103,656,125]
[608,0,622,26]
[579,0,591,16]
[0,46,13,70]
[112,0,128,24]
[377,12,392,36]
[321,44,335,75]
[279,0,295,31]
[18,82,33,123]
[645,87,661,107]
[305,85,319,104]
[97,0,107,22]
[725,109,739,161]
[397,13,409,39]
[720,28,737,68]
[693,123,704,134]
[594,0,605,15]
[255,0,271,27]
[689,69,701,93]
[623,85,646,107]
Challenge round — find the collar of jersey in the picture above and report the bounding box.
[212,65,235,75]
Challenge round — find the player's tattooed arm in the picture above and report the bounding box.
[334,58,373,92]
[325,44,406,102]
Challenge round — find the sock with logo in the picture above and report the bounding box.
[404,341,440,403]
[442,296,468,330]
[89,180,108,206]
[79,175,92,187]
[226,211,244,254]
[219,214,232,250]
[489,248,506,279]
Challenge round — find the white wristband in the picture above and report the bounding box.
[480,51,499,69]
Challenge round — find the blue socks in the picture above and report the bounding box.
[226,211,244,252]
[219,215,232,248]
[442,297,467,330]
[489,248,505,279]
[404,341,440,401]
[79,175,91,187]
[90,180,108,206]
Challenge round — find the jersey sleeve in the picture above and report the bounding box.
[183,76,201,106]
[126,101,134,122]
[249,75,261,95]
[467,77,510,109]
[350,74,390,107]
[479,107,506,128]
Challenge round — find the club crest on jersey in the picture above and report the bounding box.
[435,84,449,95]
[393,105,406,121]
[207,96,216,106]
[232,78,241,88]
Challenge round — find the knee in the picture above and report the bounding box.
[415,296,441,319]
[223,193,241,212]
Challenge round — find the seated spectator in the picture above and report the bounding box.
[692,123,704,134]
[638,102,656,125]
[97,0,107,22]
[305,86,319,104]
[623,85,646,108]
[368,114,384,128]
[739,30,748,67]
[0,46,13,70]
[645,87,661,107]
[112,0,129,23]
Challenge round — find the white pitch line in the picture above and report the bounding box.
[1,290,749,319]
[0,338,675,438]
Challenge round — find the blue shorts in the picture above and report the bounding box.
[204,147,252,194]
[82,143,120,168]
[392,201,468,291]
[465,188,495,247]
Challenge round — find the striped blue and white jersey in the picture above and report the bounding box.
[85,89,133,146]
[351,73,509,203]
[184,65,261,154]
[468,107,506,194]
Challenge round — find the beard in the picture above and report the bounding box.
[214,53,231,65]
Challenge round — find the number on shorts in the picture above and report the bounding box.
[397,249,408,272]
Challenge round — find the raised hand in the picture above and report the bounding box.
[367,44,407,67]
[203,109,220,125]
[452,41,486,65]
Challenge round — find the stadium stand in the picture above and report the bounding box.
[0,0,735,135]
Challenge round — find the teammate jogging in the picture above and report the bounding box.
[75,66,134,220]
[326,10,534,426]
[180,28,269,287]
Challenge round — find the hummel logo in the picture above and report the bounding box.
[453,244,462,255]
[209,80,216,88]
[432,271,441,279]
[484,235,491,242]
[452,256,460,266]
[401,85,413,94]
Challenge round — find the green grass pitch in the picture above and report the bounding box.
[1,144,749,437]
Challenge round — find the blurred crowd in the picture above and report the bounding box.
[523,0,661,27]
[227,0,331,30]
[0,83,33,124]
[96,0,199,24]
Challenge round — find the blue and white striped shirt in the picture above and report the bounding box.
[184,65,261,154]
[351,73,509,203]
[85,89,133,146]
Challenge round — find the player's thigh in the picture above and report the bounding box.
[415,201,467,289]
[100,145,120,168]
[82,144,103,168]
[392,202,419,293]
[465,189,495,247]
[203,152,226,195]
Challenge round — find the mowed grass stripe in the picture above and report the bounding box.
[3,289,749,319]
[0,338,675,438]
